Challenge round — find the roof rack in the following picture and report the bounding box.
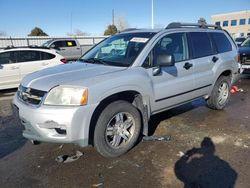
[4,45,51,50]
[166,22,222,30]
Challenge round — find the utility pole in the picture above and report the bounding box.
[112,9,115,25]
[70,12,72,34]
[151,0,154,29]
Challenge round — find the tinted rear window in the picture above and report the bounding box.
[41,52,56,60]
[190,32,214,58]
[211,32,232,53]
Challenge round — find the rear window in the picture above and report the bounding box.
[66,40,76,47]
[211,32,232,53]
[190,32,214,58]
[41,52,56,60]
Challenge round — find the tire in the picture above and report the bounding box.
[207,76,231,110]
[94,100,141,158]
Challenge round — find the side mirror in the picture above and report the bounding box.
[152,54,175,76]
[157,54,175,67]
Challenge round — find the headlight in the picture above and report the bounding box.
[44,86,88,106]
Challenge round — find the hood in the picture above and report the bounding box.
[239,47,250,55]
[21,62,126,91]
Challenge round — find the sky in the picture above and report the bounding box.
[0,0,249,36]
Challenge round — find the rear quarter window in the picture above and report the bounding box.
[211,32,232,53]
[41,52,56,60]
[189,32,214,58]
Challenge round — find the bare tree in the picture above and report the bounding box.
[115,16,129,32]
[0,31,7,36]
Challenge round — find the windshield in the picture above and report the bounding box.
[241,38,250,47]
[41,39,54,47]
[79,32,156,67]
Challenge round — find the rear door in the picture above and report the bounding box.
[51,40,80,60]
[65,40,81,60]
[143,32,196,113]
[0,51,20,89]
[18,50,43,80]
[188,32,216,97]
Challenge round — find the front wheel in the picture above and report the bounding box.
[94,100,141,158]
[207,76,231,110]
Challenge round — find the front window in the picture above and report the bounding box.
[79,32,155,67]
[241,38,250,47]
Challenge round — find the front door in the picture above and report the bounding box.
[0,51,20,89]
[143,32,196,113]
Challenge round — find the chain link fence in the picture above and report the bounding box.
[0,36,107,49]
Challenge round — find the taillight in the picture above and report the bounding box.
[60,58,67,64]
[235,53,240,63]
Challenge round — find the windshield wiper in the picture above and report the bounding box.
[79,58,109,65]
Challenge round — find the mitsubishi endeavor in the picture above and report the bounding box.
[13,22,240,158]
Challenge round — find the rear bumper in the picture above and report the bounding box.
[13,94,98,147]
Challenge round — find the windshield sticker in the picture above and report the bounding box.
[130,37,149,43]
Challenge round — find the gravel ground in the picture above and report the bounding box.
[0,76,250,188]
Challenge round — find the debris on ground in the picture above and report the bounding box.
[177,151,185,157]
[55,150,83,163]
[92,183,103,187]
[143,135,171,142]
[230,85,244,94]
[92,173,104,188]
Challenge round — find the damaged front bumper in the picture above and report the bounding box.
[12,94,98,147]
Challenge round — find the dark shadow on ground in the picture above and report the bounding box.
[174,137,237,188]
[148,99,206,136]
[0,94,26,158]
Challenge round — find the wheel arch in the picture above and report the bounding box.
[88,90,150,145]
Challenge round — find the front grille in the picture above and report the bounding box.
[17,85,46,106]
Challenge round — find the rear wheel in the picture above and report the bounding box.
[207,76,231,110]
[94,100,141,158]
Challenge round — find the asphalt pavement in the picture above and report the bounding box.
[0,76,250,188]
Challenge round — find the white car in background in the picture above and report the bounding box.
[0,47,67,90]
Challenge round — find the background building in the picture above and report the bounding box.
[211,10,250,38]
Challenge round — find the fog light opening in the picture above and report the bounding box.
[55,128,67,135]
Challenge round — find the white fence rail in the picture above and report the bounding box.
[0,36,107,49]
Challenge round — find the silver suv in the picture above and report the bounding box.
[13,23,239,157]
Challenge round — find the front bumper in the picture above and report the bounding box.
[13,94,98,147]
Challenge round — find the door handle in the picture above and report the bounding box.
[183,62,193,70]
[11,66,19,70]
[212,56,219,63]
